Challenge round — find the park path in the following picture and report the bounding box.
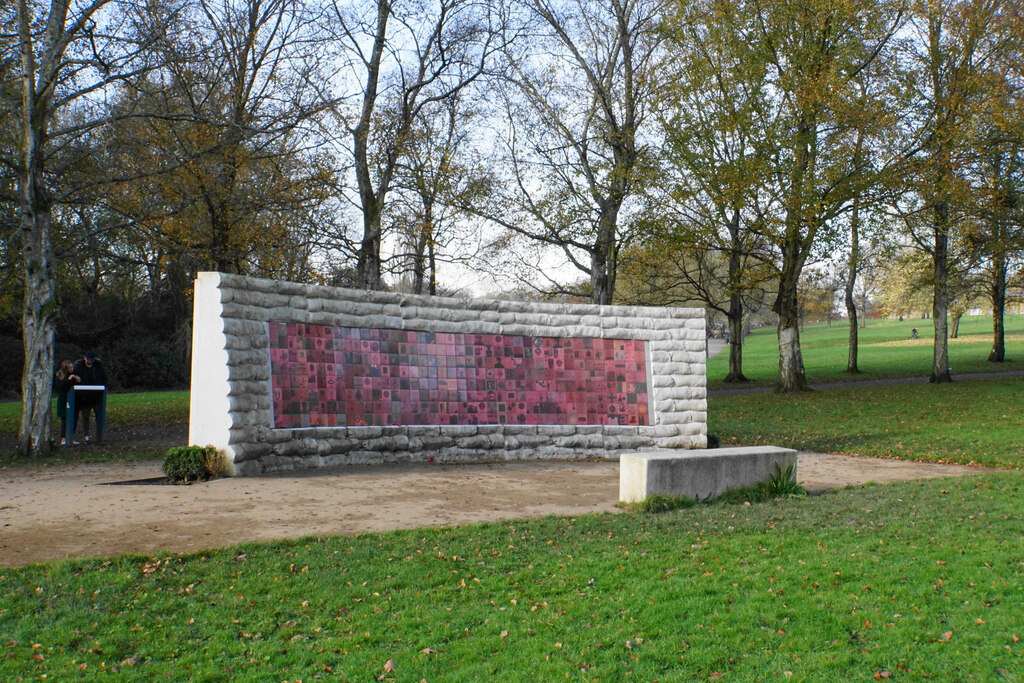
[0,452,983,567]
[708,367,1024,396]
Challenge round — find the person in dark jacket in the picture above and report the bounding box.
[53,359,80,446]
[72,350,108,444]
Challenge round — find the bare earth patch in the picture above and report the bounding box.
[0,452,983,567]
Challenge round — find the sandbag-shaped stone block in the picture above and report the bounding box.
[619,446,797,503]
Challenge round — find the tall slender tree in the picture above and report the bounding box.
[896,0,1011,382]
[330,0,502,291]
[658,0,777,382]
[753,0,904,391]
[5,0,173,455]
[483,0,665,304]
[388,95,487,295]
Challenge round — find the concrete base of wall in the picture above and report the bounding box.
[619,446,798,503]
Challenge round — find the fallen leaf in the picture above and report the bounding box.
[383,658,396,672]
[939,631,953,642]
[874,671,892,680]
[500,630,509,639]
[419,648,437,655]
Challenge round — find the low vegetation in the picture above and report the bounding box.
[162,445,225,483]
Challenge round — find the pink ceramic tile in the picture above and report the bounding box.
[268,323,648,429]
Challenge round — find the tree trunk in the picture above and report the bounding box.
[724,296,747,383]
[427,234,437,296]
[411,233,426,295]
[988,248,1006,362]
[845,200,860,372]
[987,158,1008,362]
[206,194,234,273]
[590,198,620,305]
[723,210,747,383]
[773,248,809,391]
[15,0,63,457]
[411,206,431,296]
[18,157,57,457]
[353,0,390,291]
[930,200,952,383]
[950,311,962,339]
[356,199,383,290]
[845,120,864,373]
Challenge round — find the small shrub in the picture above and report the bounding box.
[716,463,806,505]
[764,462,806,497]
[202,447,227,479]
[624,494,698,514]
[163,445,224,483]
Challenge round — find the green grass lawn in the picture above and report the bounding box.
[1,324,1021,678]
[2,472,1022,680]
[0,390,189,465]
[709,377,1024,469]
[708,314,1024,387]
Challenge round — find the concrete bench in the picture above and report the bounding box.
[619,446,798,503]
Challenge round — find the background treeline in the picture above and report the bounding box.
[3,0,1024,452]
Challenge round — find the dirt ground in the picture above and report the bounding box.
[0,451,983,567]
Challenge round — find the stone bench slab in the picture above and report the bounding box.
[619,446,798,503]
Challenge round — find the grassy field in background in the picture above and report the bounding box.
[710,377,1024,469]
[0,391,190,464]
[707,314,1024,387]
[2,472,1022,680]
[0,390,189,437]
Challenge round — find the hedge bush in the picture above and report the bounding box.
[163,445,224,483]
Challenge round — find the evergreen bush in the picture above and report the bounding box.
[163,445,224,482]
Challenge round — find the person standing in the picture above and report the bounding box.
[72,350,108,444]
[53,359,80,445]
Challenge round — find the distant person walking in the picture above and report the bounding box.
[72,350,108,444]
[911,328,919,340]
[53,359,79,446]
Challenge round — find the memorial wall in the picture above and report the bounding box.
[189,272,707,475]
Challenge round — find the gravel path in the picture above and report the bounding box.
[0,452,985,567]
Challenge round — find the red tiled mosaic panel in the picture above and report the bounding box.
[268,323,649,429]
